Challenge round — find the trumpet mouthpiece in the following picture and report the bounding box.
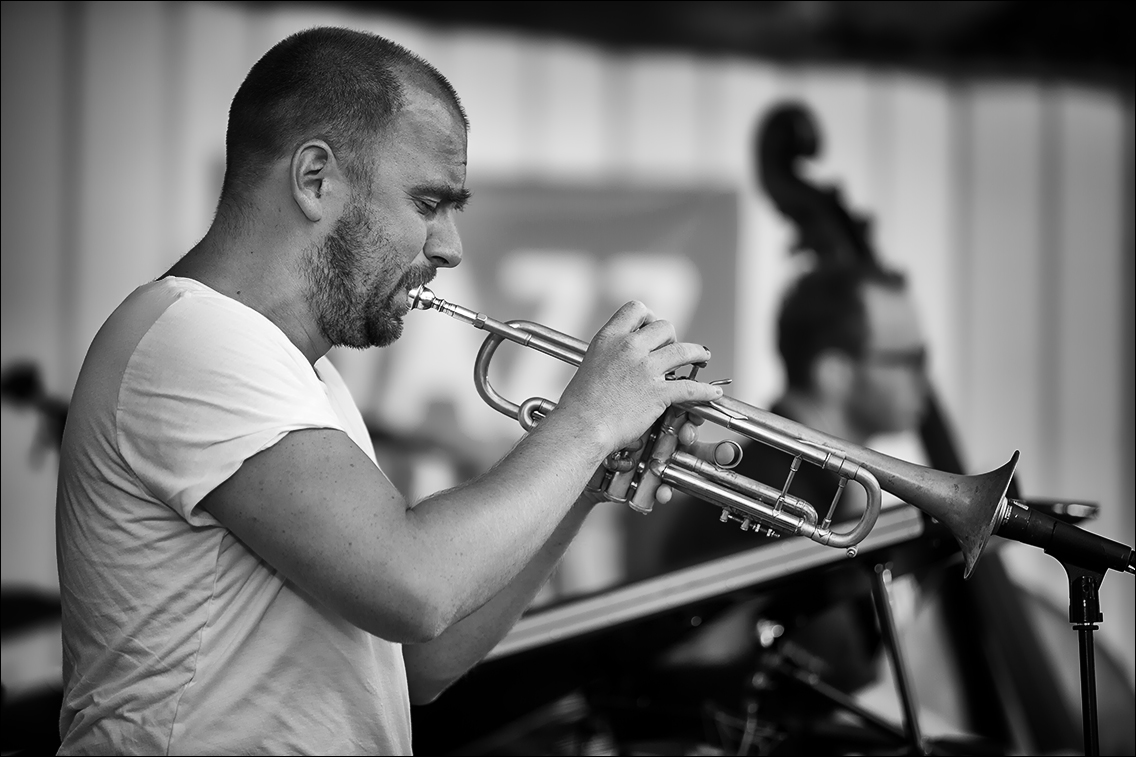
[408,286,435,310]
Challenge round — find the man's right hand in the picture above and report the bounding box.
[554,300,724,456]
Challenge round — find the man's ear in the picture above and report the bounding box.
[812,350,855,402]
[290,140,340,223]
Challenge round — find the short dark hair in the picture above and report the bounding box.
[777,264,906,390]
[218,27,466,218]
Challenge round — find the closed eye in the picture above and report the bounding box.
[411,185,472,216]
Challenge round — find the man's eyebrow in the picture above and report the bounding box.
[416,184,472,209]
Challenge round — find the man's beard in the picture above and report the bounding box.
[302,198,433,349]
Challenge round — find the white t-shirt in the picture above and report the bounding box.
[55,277,412,755]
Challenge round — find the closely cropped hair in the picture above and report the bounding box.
[777,264,906,390]
[218,27,465,218]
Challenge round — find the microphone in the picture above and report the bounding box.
[998,498,1135,575]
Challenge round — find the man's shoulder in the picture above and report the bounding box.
[130,276,275,338]
[70,277,306,422]
[109,277,298,369]
[90,277,254,356]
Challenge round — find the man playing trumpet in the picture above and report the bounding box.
[54,27,721,755]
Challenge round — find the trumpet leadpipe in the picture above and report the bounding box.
[410,286,587,365]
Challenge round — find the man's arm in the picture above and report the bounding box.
[198,302,723,645]
[402,490,604,705]
[401,420,715,704]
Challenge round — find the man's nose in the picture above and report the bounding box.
[425,216,462,269]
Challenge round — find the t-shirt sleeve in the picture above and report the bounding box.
[117,295,344,526]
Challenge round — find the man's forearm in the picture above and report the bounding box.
[403,491,605,705]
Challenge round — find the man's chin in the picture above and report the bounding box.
[363,314,403,349]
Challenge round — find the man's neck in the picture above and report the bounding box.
[165,225,332,364]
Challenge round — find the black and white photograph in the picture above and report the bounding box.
[2,2,1133,754]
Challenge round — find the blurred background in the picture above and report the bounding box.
[2,1,1133,753]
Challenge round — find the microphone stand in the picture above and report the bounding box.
[1063,560,1105,757]
[997,499,1136,757]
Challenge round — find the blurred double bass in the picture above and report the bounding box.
[756,102,1134,755]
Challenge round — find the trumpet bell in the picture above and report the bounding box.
[919,451,1019,579]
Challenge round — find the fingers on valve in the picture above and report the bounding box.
[688,439,741,468]
[677,421,698,447]
[649,341,711,375]
[669,377,723,405]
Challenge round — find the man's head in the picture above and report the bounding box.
[218,27,470,349]
[777,264,927,438]
[220,27,466,217]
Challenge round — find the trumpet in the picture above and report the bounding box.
[408,286,1019,577]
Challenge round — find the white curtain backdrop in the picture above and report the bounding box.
[3,0,1133,700]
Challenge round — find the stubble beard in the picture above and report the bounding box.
[303,198,432,350]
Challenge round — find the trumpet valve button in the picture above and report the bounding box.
[713,440,742,469]
[764,528,780,538]
[740,519,751,531]
[719,509,730,523]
